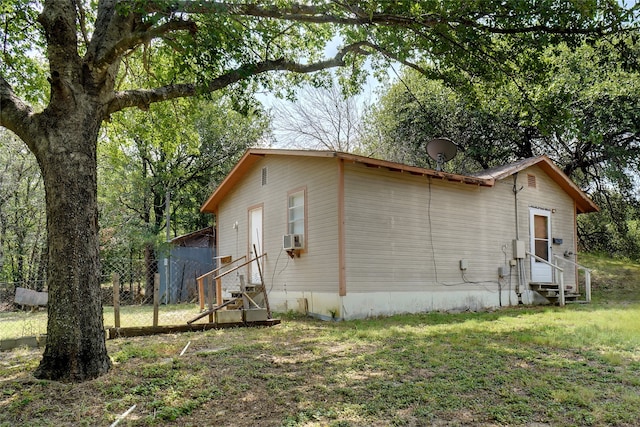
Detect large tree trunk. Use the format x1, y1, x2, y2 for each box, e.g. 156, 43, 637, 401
33, 107, 111, 381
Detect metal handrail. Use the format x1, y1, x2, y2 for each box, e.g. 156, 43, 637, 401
553, 255, 591, 303
552, 254, 590, 271
527, 251, 564, 271
526, 251, 565, 306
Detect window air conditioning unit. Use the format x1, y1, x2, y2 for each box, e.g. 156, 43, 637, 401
283, 234, 304, 251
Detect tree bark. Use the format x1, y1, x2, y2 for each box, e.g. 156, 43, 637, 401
32, 106, 111, 381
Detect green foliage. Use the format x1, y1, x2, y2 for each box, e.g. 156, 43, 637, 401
0, 0, 48, 105
98, 95, 269, 259
365, 36, 640, 175
0, 130, 46, 284
3, 0, 637, 112
578, 193, 640, 259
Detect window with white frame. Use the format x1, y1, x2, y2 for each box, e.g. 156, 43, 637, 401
288, 189, 305, 236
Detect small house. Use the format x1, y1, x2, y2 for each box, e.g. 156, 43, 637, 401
200, 149, 597, 320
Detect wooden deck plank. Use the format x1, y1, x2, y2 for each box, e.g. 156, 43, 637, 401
107, 319, 281, 339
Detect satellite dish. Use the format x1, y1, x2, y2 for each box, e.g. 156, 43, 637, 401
426, 138, 458, 171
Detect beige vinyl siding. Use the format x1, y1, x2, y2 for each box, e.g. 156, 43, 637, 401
216, 156, 340, 295
343, 162, 519, 293
342, 162, 579, 294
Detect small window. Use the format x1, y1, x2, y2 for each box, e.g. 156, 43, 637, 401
288, 189, 305, 235
261, 167, 268, 186
527, 174, 537, 188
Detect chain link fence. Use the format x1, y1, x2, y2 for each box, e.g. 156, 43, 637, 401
1, 256, 222, 346
0, 280, 48, 343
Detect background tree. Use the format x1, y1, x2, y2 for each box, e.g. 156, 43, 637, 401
99, 96, 269, 299
365, 37, 640, 171
577, 191, 640, 258
0, 0, 635, 382
271, 82, 367, 152
0, 130, 47, 288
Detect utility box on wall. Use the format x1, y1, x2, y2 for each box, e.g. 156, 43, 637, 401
513, 240, 526, 259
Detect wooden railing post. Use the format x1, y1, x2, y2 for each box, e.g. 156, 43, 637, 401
559, 271, 565, 306
187, 254, 267, 325
216, 276, 222, 309
153, 273, 160, 327
207, 275, 214, 323
197, 277, 205, 312
112, 272, 120, 328
553, 254, 592, 304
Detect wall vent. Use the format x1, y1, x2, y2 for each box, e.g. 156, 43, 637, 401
527, 173, 537, 188
261, 167, 268, 186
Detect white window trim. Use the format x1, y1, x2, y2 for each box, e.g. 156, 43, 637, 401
287, 187, 307, 242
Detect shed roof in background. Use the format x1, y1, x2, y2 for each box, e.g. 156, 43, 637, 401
170, 226, 214, 247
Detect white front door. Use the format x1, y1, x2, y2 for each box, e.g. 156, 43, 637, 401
248, 206, 263, 284
529, 208, 553, 283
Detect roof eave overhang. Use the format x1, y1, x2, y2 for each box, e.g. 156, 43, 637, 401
201, 150, 596, 215
533, 158, 599, 214
336, 152, 494, 187
200, 150, 265, 213
483, 155, 599, 214
200, 149, 496, 214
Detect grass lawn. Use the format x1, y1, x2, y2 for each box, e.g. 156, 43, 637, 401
1, 254, 639, 426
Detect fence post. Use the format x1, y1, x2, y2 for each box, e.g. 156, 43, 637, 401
153, 273, 160, 327
112, 273, 120, 328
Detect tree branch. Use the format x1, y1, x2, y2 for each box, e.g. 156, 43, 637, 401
0, 75, 35, 144
106, 42, 365, 116
73, 0, 90, 47
352, 41, 431, 76
456, 20, 612, 36
146, 1, 632, 34
38, 0, 82, 83
143, 1, 439, 27
93, 19, 196, 74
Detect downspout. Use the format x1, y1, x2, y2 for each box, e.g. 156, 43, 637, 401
513, 174, 520, 241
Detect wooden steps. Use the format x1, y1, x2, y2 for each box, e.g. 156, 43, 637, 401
189, 248, 272, 326
226, 284, 264, 310
529, 282, 582, 305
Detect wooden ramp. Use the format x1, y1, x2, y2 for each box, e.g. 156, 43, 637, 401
106, 319, 281, 339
